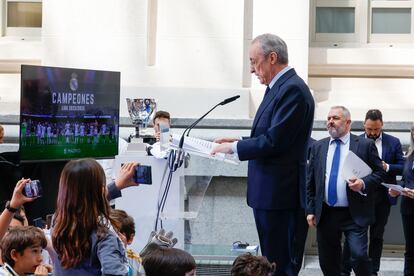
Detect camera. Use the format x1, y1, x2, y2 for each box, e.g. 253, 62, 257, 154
134, 165, 152, 185
23, 180, 43, 198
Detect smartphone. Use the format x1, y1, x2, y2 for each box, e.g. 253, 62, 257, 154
23, 180, 43, 198
46, 214, 53, 229
33, 217, 46, 229
134, 165, 152, 185
159, 123, 170, 151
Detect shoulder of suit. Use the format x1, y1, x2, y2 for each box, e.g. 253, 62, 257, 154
314, 137, 330, 146
382, 132, 400, 143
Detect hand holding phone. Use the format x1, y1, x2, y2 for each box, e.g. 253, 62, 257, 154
116, 162, 139, 190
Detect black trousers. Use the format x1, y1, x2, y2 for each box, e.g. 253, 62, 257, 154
402, 211, 414, 276
342, 194, 391, 275
317, 204, 371, 276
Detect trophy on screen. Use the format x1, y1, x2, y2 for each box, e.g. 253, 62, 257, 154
126, 98, 157, 141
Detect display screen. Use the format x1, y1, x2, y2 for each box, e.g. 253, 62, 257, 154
20, 65, 120, 162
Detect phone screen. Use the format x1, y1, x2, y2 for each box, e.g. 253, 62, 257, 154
23, 180, 43, 198
135, 165, 152, 185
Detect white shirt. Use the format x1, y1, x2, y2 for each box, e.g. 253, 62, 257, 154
325, 132, 350, 207
365, 133, 383, 159
365, 133, 389, 172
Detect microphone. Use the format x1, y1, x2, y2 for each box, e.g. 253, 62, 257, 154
219, 95, 240, 105
183, 95, 240, 139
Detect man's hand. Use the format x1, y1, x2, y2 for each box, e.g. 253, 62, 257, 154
348, 177, 364, 192
211, 143, 234, 155
115, 162, 139, 190
213, 137, 239, 144
382, 161, 389, 171
307, 214, 316, 227
34, 264, 52, 276
404, 188, 414, 199
155, 131, 161, 142
388, 188, 401, 197
10, 178, 36, 209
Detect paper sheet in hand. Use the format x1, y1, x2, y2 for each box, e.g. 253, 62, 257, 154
341, 151, 372, 180
381, 183, 405, 193
171, 134, 239, 165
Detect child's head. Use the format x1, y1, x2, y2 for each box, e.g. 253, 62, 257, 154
1, 226, 47, 273
110, 209, 136, 245
231, 253, 275, 276
142, 246, 196, 276
52, 158, 111, 268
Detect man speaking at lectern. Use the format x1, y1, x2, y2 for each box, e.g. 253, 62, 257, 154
212, 33, 314, 276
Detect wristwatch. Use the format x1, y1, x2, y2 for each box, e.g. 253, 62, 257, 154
5, 201, 19, 213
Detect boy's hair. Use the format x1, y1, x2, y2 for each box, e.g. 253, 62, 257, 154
1, 226, 47, 267
231, 253, 275, 276
142, 246, 196, 276
109, 209, 135, 242
153, 111, 170, 124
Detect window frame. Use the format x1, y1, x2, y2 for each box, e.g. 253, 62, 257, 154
310, 0, 414, 46
369, 0, 414, 43
310, 0, 365, 46
1, 0, 42, 38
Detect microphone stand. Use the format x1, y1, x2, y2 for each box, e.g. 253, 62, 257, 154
154, 94, 240, 231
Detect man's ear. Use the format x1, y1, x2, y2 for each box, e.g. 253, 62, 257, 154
269, 52, 278, 64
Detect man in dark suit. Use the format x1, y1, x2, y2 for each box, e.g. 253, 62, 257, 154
306, 106, 385, 276
212, 33, 315, 276
342, 109, 404, 276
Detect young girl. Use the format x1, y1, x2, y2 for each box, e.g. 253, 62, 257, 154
51, 158, 129, 275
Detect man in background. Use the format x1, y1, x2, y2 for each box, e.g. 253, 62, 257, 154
307, 106, 385, 276
342, 109, 404, 276
147, 111, 171, 158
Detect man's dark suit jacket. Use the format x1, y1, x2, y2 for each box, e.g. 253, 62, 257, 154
401, 154, 414, 216
237, 68, 315, 210
306, 134, 385, 227
360, 132, 404, 205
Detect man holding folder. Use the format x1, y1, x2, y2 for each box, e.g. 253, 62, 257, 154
306, 106, 385, 275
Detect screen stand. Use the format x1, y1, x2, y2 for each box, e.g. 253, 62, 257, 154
130, 136, 144, 144
126, 142, 147, 154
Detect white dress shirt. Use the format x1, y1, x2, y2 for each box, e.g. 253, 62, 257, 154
365, 133, 389, 172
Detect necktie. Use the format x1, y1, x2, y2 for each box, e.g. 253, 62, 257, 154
261, 86, 270, 101
328, 139, 341, 206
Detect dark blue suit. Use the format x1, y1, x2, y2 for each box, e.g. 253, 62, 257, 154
237, 68, 314, 276
342, 132, 404, 275
401, 154, 414, 275
307, 134, 385, 276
